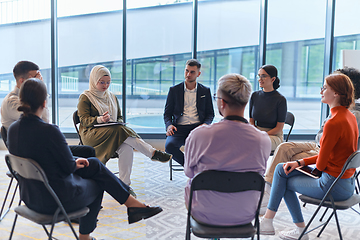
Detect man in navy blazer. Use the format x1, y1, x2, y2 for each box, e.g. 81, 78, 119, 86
164, 59, 214, 166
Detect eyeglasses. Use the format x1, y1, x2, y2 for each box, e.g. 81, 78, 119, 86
213, 94, 228, 103
98, 81, 111, 85
257, 74, 270, 80
320, 86, 327, 92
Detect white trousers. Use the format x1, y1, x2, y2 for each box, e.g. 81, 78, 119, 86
116, 137, 156, 185
264, 141, 319, 184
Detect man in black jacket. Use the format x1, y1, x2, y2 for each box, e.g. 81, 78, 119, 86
163, 59, 214, 166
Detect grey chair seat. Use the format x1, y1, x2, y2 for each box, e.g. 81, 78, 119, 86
190, 217, 256, 239
15, 205, 89, 225
299, 193, 360, 210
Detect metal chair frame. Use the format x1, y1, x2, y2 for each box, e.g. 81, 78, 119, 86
185, 170, 264, 240
5, 154, 89, 240
0, 126, 18, 221
298, 150, 360, 240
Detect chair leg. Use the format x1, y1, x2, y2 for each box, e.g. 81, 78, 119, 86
298, 204, 324, 239
0, 179, 18, 221
317, 211, 334, 237
333, 209, 343, 240
9, 213, 18, 240
169, 159, 173, 181
9, 199, 21, 240
319, 207, 329, 222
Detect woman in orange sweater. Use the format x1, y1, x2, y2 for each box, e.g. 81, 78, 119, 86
260, 73, 359, 240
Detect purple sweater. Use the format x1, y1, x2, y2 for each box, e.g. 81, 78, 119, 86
184, 119, 271, 225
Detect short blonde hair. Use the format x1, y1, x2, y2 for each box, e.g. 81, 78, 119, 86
217, 73, 252, 107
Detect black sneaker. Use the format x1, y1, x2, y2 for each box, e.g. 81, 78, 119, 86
151, 150, 172, 163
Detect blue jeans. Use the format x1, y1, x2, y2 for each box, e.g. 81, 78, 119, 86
268, 163, 355, 223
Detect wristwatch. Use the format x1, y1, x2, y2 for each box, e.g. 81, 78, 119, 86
296, 160, 301, 166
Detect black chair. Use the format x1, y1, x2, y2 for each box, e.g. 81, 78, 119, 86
185, 170, 265, 240
73, 110, 84, 145
169, 157, 183, 181
5, 154, 89, 240
298, 150, 360, 240
270, 111, 295, 155
284, 111, 295, 142
0, 126, 18, 221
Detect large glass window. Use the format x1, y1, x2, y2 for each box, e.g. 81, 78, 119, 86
267, 0, 327, 133
1, 0, 360, 137
0, 0, 51, 122
126, 2, 192, 133
333, 0, 360, 71
57, 1, 123, 132
198, 0, 261, 121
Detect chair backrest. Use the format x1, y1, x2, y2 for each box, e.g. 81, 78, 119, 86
5, 154, 65, 210
190, 170, 264, 193
1, 126, 8, 148
343, 150, 360, 171
72, 110, 83, 145
284, 111, 295, 142
186, 170, 264, 232
6, 154, 49, 184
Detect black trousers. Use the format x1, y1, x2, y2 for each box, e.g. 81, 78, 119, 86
62, 158, 130, 234
165, 123, 200, 166
69, 145, 96, 158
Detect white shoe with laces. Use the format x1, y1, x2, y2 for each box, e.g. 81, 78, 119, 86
259, 217, 275, 235
279, 228, 309, 240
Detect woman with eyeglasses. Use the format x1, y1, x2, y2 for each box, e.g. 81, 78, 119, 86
260, 73, 358, 240
77, 65, 172, 197
249, 65, 287, 152
7, 78, 163, 240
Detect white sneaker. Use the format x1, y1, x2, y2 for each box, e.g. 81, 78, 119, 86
259, 217, 275, 235
260, 182, 271, 215
279, 228, 309, 240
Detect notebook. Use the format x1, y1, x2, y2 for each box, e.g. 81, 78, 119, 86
93, 122, 127, 128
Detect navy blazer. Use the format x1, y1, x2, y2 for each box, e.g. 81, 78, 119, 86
163, 82, 214, 129
8, 114, 90, 213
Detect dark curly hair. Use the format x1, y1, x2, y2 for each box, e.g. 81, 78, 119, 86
335, 67, 360, 99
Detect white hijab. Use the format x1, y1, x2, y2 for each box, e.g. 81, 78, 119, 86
82, 65, 118, 121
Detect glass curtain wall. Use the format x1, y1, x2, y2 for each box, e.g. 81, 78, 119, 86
2, 0, 360, 136
57, 0, 123, 132
266, 0, 327, 133
197, 0, 261, 122
333, 0, 360, 71
0, 0, 52, 121
126, 2, 192, 133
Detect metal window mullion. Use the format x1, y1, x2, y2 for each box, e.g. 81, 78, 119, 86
51, 0, 58, 124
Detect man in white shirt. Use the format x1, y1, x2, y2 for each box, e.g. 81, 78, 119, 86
1, 61, 48, 130
1, 61, 95, 158
163, 59, 214, 166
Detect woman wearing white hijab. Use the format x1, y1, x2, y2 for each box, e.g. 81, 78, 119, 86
77, 65, 171, 193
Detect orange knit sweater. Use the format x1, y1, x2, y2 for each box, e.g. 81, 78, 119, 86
303, 106, 358, 178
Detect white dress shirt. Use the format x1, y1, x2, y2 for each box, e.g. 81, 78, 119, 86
177, 83, 200, 125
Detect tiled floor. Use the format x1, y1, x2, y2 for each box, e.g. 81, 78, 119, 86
0, 149, 360, 239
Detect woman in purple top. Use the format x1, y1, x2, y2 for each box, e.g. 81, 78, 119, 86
184, 73, 271, 226
249, 65, 287, 152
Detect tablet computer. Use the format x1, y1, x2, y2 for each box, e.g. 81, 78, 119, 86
295, 165, 322, 179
